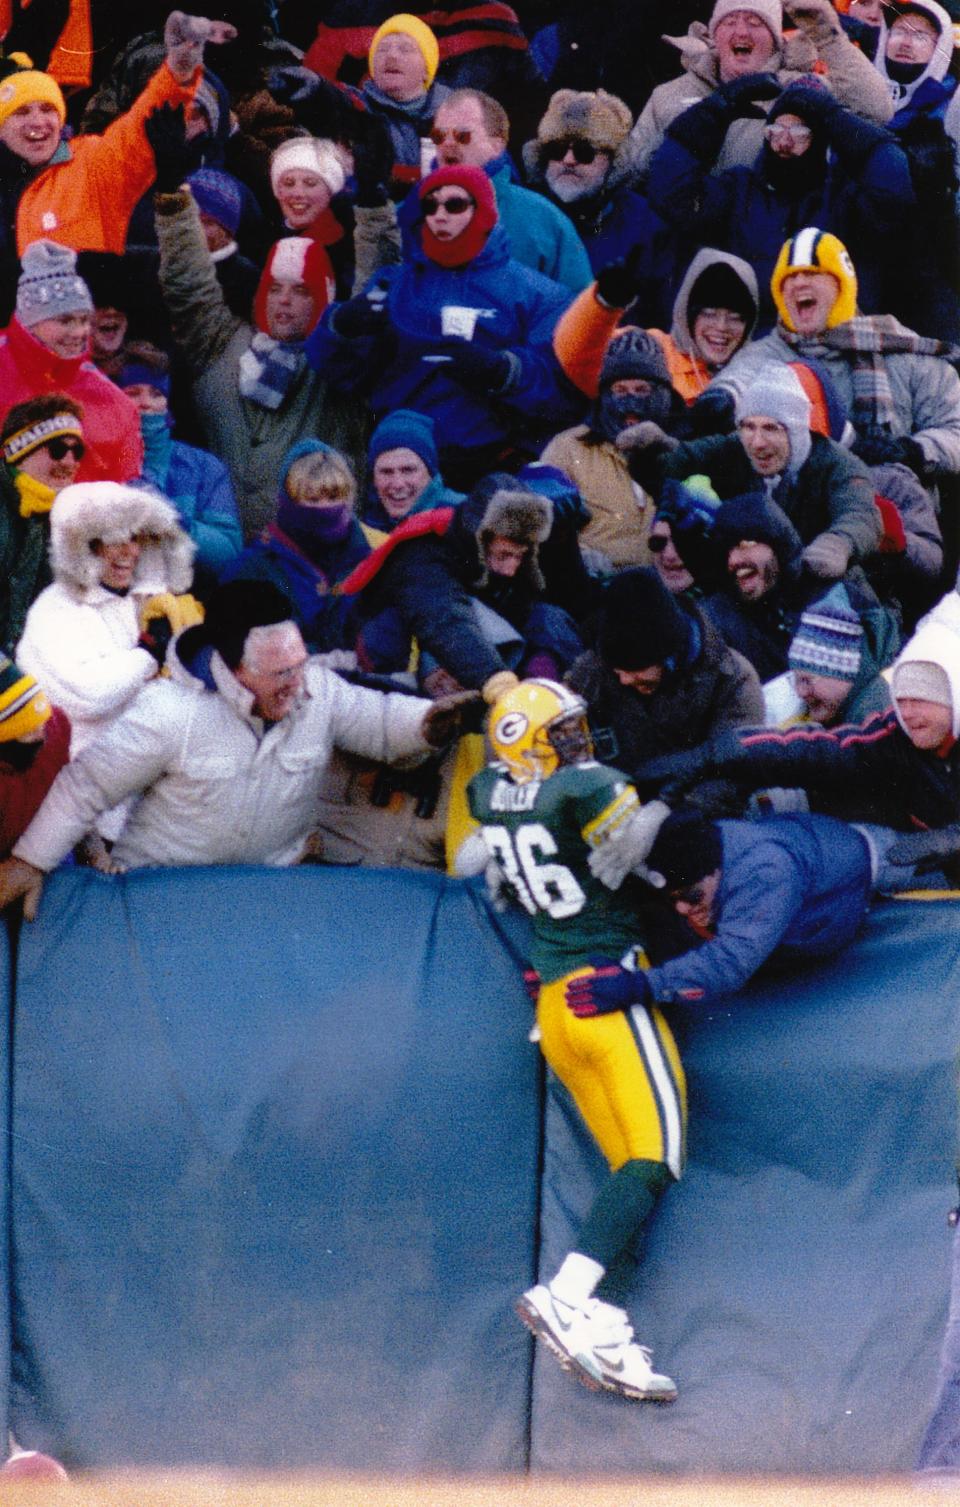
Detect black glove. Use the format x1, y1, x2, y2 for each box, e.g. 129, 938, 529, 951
350, 110, 394, 209
421, 689, 484, 747
685, 386, 737, 438
594, 245, 646, 311
332, 293, 388, 339
267, 65, 351, 139
145, 102, 194, 193
632, 731, 741, 799
887, 825, 960, 873
853, 428, 930, 480
434, 339, 517, 395
714, 71, 783, 117
138, 615, 174, 668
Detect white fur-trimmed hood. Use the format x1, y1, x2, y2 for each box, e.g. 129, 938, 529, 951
49, 481, 195, 597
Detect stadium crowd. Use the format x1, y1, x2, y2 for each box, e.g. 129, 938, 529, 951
0, 0, 958, 1435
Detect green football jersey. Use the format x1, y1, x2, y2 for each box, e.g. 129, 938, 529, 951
467, 759, 645, 982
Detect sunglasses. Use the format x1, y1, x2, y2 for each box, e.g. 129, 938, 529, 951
44, 437, 84, 461
422, 194, 475, 216
429, 127, 473, 146
647, 533, 670, 554
543, 138, 601, 165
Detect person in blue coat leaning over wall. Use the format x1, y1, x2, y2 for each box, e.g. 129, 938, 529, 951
306, 162, 581, 490
565, 808, 875, 1018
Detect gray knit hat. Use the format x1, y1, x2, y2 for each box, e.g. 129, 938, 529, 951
17, 240, 93, 329
600, 328, 672, 390
736, 366, 812, 475
709, 0, 783, 46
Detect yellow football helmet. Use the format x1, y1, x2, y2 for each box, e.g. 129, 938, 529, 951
487, 678, 593, 783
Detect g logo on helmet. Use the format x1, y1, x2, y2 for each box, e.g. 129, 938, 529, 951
494, 711, 529, 746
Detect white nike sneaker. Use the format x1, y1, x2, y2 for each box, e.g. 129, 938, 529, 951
515, 1283, 605, 1393
582, 1298, 677, 1402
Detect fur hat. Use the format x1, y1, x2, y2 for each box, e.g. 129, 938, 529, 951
789, 583, 864, 680
368, 409, 438, 475
16, 241, 93, 330
0, 654, 50, 742
49, 482, 194, 597
0, 64, 65, 132
369, 13, 440, 88
596, 567, 691, 671
535, 88, 633, 156
269, 137, 346, 200
600, 328, 673, 390
460, 473, 552, 592
772, 227, 858, 331
736, 366, 813, 475
709, 0, 783, 46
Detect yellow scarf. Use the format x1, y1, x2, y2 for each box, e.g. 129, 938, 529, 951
14, 472, 56, 519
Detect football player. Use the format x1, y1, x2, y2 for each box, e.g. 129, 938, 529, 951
464, 678, 680, 1403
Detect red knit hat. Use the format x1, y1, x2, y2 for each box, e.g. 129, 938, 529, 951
417, 164, 497, 267
253, 237, 336, 336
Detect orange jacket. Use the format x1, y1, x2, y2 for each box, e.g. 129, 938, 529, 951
552, 284, 713, 404
16, 60, 197, 255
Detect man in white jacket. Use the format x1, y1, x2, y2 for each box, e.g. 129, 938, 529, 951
0, 580, 474, 916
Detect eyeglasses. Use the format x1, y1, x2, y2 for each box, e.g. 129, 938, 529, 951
765, 121, 813, 144
44, 437, 84, 461
429, 127, 473, 146
695, 307, 747, 329
422, 194, 475, 216
542, 138, 601, 165
888, 17, 935, 38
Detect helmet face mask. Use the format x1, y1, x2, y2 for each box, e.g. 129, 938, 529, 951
488, 678, 593, 783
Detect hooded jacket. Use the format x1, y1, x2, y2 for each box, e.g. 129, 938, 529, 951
648, 246, 759, 401
16, 482, 194, 756
0, 317, 143, 485
307, 220, 579, 457
567, 597, 764, 815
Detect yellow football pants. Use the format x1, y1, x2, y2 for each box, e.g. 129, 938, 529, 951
537, 967, 687, 1180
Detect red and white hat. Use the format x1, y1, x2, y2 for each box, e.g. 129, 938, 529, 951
253, 237, 336, 335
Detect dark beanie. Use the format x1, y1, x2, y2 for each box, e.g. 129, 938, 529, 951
648, 810, 723, 891
597, 566, 690, 670
686, 262, 757, 327
600, 328, 672, 390
179, 580, 294, 669
368, 408, 438, 475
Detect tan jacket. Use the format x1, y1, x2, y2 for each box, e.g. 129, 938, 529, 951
541, 426, 654, 569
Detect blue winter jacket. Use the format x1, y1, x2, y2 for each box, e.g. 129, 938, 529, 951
159, 442, 244, 577
306, 222, 581, 455
646, 814, 873, 1006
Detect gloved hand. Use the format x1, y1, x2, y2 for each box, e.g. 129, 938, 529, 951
588, 799, 671, 890
565, 956, 652, 1018
714, 71, 783, 117
164, 10, 236, 82
657, 478, 720, 534
267, 64, 324, 107
145, 102, 194, 193
138, 614, 174, 668
802, 532, 852, 579
616, 420, 679, 455
887, 824, 960, 873
482, 669, 520, 705
333, 293, 388, 339
421, 688, 484, 747
633, 732, 737, 798
434, 339, 517, 395
594, 247, 647, 310
686, 386, 737, 438
854, 428, 930, 481
351, 110, 394, 208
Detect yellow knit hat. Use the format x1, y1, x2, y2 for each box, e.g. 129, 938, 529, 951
772, 227, 858, 332
0, 656, 50, 742
0, 68, 66, 132
369, 14, 439, 88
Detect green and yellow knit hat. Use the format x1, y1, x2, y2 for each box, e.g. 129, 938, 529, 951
369, 14, 439, 87
0, 65, 65, 132
772, 228, 858, 332
0, 656, 50, 741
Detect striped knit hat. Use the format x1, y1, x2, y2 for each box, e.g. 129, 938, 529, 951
788, 584, 864, 680
0, 656, 50, 741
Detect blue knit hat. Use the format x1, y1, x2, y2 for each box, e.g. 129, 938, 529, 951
368, 409, 438, 474
187, 167, 242, 237
788, 583, 864, 680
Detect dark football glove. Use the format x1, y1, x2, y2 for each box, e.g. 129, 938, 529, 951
565, 957, 652, 1018
145, 102, 194, 193
332, 294, 388, 339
